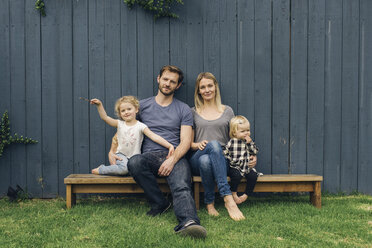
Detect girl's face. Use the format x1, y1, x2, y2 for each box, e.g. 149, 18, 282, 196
235, 122, 251, 140
198, 78, 216, 101
119, 102, 138, 122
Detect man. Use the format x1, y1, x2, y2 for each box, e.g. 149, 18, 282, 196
109, 65, 207, 238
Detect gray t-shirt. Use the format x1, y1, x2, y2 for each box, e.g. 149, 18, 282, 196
139, 97, 193, 153
192, 105, 234, 146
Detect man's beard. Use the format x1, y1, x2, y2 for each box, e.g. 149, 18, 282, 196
159, 86, 175, 96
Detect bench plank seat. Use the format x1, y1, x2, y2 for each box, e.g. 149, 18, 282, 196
64, 174, 323, 209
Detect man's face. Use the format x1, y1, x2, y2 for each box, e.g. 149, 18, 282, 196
157, 70, 181, 96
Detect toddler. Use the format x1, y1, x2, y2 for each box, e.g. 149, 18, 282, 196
90, 96, 174, 175
223, 115, 262, 204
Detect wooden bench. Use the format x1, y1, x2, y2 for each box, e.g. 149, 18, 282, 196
193, 174, 323, 209
64, 174, 323, 209
64, 174, 170, 209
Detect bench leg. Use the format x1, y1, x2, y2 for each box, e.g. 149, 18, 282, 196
310, 181, 321, 208
66, 184, 76, 209
194, 182, 200, 210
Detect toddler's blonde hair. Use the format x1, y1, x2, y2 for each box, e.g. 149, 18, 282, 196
229, 115, 250, 138
114, 95, 139, 120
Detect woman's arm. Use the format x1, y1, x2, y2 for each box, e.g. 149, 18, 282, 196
90, 99, 118, 128
190, 129, 208, 151
143, 127, 174, 157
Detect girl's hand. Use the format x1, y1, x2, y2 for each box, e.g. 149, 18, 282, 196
90, 98, 102, 105
166, 145, 175, 159
198, 140, 208, 151
245, 135, 252, 143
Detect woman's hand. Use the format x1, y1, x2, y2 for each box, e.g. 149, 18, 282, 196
197, 140, 208, 150
248, 155, 257, 168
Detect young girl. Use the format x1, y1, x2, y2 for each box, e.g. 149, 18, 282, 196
90, 96, 174, 175
223, 115, 263, 204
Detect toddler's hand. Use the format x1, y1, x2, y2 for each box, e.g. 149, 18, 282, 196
198, 140, 208, 151
166, 145, 175, 159
90, 98, 102, 105
245, 135, 252, 143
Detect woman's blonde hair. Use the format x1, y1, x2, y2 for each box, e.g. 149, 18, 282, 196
229, 115, 250, 138
114, 95, 139, 120
194, 72, 223, 113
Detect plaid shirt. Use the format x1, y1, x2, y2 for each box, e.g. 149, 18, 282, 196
223, 138, 259, 176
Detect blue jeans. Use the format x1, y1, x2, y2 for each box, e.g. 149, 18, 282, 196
127, 151, 200, 230
189, 140, 232, 204
98, 153, 129, 175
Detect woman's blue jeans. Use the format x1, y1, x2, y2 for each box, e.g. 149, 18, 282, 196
189, 140, 232, 204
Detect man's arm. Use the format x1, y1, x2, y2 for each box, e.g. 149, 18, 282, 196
158, 125, 192, 176
108, 133, 122, 165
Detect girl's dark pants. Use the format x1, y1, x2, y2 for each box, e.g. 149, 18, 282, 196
228, 168, 258, 195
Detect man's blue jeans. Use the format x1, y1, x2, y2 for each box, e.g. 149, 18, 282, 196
189, 140, 232, 204
127, 151, 200, 230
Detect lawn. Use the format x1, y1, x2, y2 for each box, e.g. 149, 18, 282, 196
0, 193, 371, 247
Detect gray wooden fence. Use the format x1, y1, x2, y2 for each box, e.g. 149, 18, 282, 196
0, 0, 371, 198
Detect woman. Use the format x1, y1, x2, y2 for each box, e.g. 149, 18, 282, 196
189, 72, 251, 221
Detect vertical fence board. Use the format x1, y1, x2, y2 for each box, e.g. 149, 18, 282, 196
290, 0, 308, 174
153, 18, 169, 95
121, 4, 138, 96
307, 0, 325, 176
220, 0, 238, 111
0, 0, 11, 196
340, 0, 359, 193
272, 0, 290, 174
25, 0, 42, 197
9, 0, 26, 189
254, 0, 272, 174
323, 0, 342, 192
237, 0, 255, 129
358, 0, 372, 194
137, 9, 154, 99
73, 0, 89, 174
185, 0, 203, 106
171, 4, 187, 102
104, 0, 121, 165
203, 0, 220, 77
41, 0, 59, 197
88, 0, 106, 171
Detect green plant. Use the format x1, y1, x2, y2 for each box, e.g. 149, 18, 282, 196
0, 110, 38, 157
35, 0, 46, 17
124, 0, 184, 19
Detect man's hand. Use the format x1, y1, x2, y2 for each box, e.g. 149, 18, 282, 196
108, 151, 122, 165
158, 157, 176, 177
248, 155, 257, 168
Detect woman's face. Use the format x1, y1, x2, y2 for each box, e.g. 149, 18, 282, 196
198, 78, 216, 101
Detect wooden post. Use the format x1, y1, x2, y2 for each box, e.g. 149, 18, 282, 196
66, 184, 72, 209
310, 181, 321, 208
194, 182, 200, 210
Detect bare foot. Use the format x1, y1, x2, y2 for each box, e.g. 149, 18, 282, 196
91, 168, 99, 175
238, 194, 248, 204
206, 203, 219, 216
232, 192, 243, 204
224, 195, 245, 221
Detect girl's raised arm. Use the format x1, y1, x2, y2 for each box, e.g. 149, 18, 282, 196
90, 99, 118, 128
143, 127, 174, 158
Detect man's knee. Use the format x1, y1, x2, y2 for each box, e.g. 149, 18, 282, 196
127, 154, 145, 175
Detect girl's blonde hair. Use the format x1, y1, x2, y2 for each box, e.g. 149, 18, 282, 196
229, 115, 250, 138
194, 72, 223, 113
114, 95, 139, 120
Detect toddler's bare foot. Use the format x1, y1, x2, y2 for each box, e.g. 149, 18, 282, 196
238, 194, 248, 203
224, 195, 245, 221
206, 203, 219, 216
91, 168, 99, 175
232, 192, 243, 204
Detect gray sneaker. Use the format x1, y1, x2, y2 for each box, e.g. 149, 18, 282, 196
175, 220, 207, 239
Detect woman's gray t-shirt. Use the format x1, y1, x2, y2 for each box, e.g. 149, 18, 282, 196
192, 105, 234, 146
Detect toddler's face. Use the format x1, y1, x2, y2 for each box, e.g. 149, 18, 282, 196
119, 102, 138, 122
235, 122, 251, 140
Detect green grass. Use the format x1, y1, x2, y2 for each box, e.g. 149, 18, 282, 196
1, 194, 371, 247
